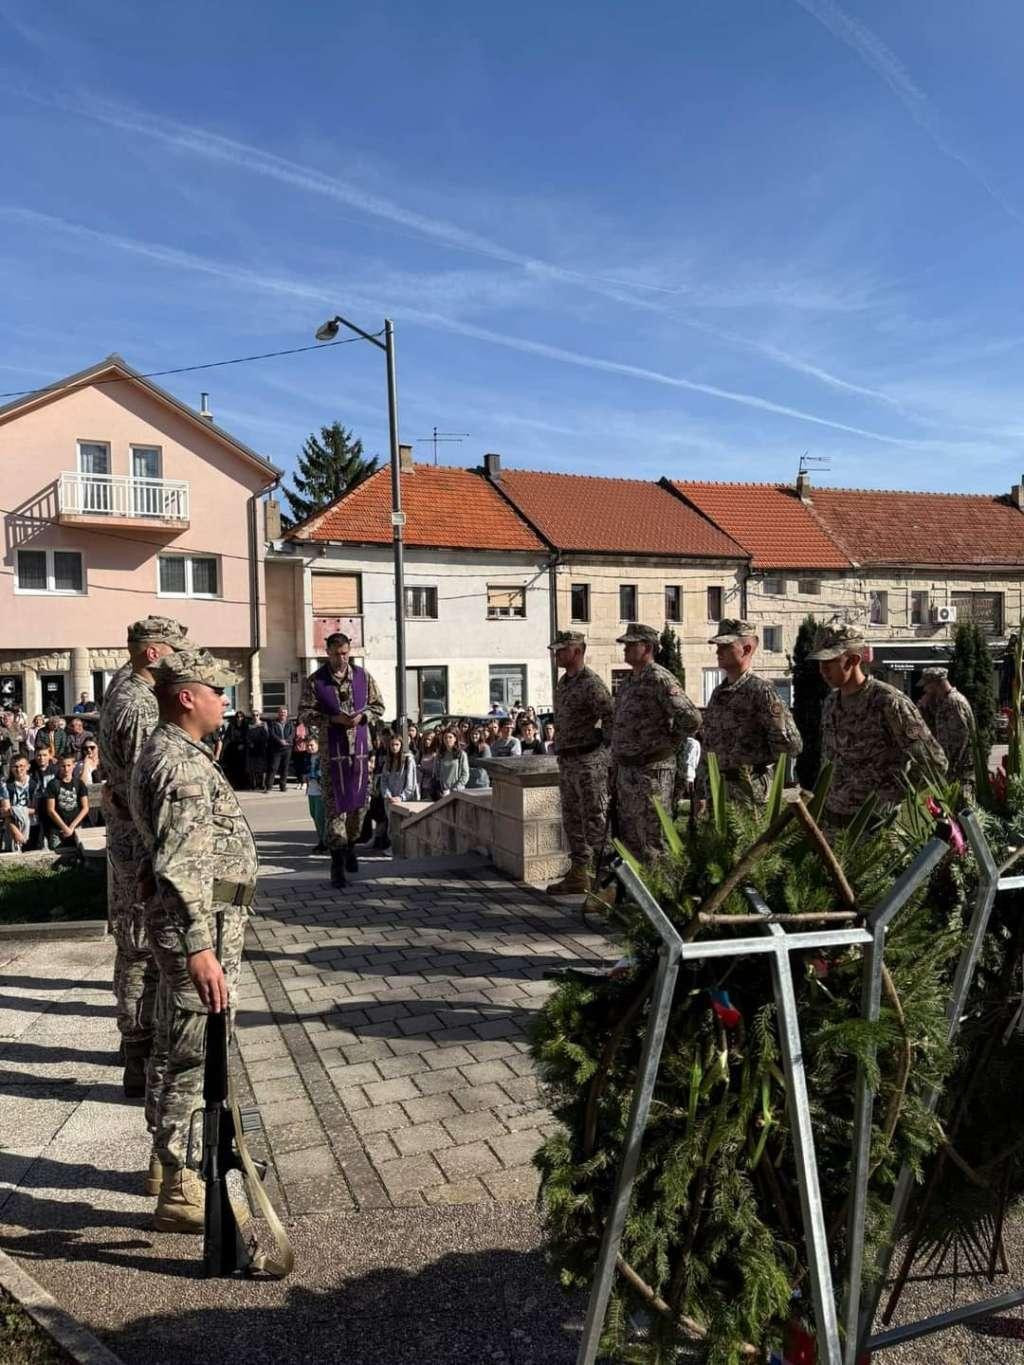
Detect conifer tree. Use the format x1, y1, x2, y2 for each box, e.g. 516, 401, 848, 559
656, 625, 686, 690
791, 615, 828, 788
282, 422, 378, 527
949, 621, 996, 751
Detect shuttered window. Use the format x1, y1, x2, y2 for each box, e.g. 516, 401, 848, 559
312, 574, 361, 615
487, 585, 526, 619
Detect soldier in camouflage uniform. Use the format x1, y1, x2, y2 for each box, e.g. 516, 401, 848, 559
810, 623, 948, 824
99, 616, 189, 1100
611, 623, 700, 862
920, 666, 976, 797
546, 630, 613, 896
130, 649, 258, 1233
298, 631, 384, 888
696, 619, 802, 808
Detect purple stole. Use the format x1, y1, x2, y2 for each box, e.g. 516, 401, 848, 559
312, 664, 370, 813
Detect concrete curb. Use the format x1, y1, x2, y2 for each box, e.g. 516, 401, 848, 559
0, 920, 109, 940
0, 1245, 125, 1365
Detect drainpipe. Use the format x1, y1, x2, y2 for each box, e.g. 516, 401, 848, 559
548, 553, 560, 702
248, 478, 280, 712
740, 558, 750, 618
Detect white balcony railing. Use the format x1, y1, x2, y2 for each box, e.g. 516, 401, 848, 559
59, 471, 190, 522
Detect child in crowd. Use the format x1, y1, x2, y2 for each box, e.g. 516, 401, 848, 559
543, 721, 556, 753
466, 729, 491, 790
44, 753, 89, 849
434, 728, 469, 796
30, 745, 57, 848
305, 738, 327, 854
0, 755, 34, 851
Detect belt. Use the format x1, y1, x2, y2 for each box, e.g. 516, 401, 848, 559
721, 764, 770, 780
557, 739, 604, 759
212, 878, 257, 907
616, 746, 677, 768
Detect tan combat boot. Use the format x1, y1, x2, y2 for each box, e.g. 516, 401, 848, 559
546, 865, 591, 896
143, 1147, 163, 1197
153, 1165, 205, 1234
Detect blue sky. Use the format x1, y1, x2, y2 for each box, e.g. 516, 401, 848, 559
2, 0, 1024, 493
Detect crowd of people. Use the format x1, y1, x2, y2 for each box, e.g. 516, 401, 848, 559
0, 705, 104, 850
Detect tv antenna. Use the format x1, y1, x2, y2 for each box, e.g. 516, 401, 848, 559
417, 427, 470, 466
797, 452, 831, 479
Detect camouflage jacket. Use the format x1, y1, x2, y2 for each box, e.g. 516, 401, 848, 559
553, 666, 614, 752
611, 661, 700, 764
99, 671, 159, 814
298, 665, 385, 744
696, 670, 802, 798
130, 723, 259, 956
931, 687, 975, 781
822, 677, 948, 817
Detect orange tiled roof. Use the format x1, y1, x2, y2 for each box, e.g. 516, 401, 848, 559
496, 469, 744, 558
672, 481, 851, 570
807, 487, 1024, 567
289, 464, 544, 552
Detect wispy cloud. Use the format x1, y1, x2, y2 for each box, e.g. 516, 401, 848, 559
0, 206, 926, 448
792, 0, 1024, 228
23, 89, 903, 407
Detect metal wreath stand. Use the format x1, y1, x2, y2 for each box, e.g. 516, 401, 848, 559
575, 804, 1024, 1365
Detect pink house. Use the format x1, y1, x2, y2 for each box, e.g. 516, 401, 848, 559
0, 354, 280, 715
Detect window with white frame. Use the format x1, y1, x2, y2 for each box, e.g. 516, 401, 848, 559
486, 585, 526, 619
706, 585, 724, 621
763, 625, 783, 652
910, 590, 929, 625
15, 548, 84, 594
762, 576, 786, 596
405, 585, 438, 619
702, 667, 725, 704
158, 554, 220, 597
869, 590, 889, 625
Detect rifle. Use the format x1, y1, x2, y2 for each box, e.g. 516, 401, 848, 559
188, 914, 294, 1279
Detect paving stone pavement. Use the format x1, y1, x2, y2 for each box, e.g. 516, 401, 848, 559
235, 791, 619, 1215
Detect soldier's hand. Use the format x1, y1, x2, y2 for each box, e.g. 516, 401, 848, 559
188, 949, 229, 1013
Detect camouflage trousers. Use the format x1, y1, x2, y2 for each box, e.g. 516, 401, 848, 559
324, 772, 370, 851
613, 761, 676, 863
558, 749, 610, 871
146, 900, 247, 1168
106, 815, 158, 1051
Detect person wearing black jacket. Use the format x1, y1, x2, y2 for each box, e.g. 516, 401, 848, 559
267, 706, 296, 792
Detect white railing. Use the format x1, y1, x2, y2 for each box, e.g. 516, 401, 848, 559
59, 471, 190, 521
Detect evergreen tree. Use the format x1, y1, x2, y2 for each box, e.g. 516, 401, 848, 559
656, 625, 686, 690
949, 621, 996, 751
281, 422, 378, 527
791, 615, 828, 788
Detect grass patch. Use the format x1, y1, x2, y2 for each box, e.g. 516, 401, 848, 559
0, 860, 106, 925
0, 1288, 70, 1364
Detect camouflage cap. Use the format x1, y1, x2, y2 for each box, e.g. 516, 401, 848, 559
709, 618, 757, 645
807, 623, 868, 661
921, 666, 949, 682
127, 615, 189, 647
548, 629, 586, 650
616, 622, 660, 645
151, 648, 240, 690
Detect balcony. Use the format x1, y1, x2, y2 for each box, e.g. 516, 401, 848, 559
57, 471, 190, 531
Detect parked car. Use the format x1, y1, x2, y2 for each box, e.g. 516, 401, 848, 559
418, 713, 493, 735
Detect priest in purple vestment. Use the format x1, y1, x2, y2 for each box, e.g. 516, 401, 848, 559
298, 632, 385, 888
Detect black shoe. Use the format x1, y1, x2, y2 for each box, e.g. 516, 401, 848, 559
344, 848, 359, 873
312, 842, 328, 854
330, 850, 347, 889
372, 833, 391, 851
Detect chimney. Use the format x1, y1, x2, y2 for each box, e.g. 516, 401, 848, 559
483, 452, 501, 480
796, 471, 812, 502
398, 443, 414, 472
199, 392, 213, 422
264, 497, 282, 542
1012, 476, 1024, 510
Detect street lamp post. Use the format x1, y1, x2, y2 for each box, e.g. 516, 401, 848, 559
314, 314, 407, 735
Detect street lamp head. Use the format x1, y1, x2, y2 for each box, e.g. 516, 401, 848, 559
315, 318, 340, 342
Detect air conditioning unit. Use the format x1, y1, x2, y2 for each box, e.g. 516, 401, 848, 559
932, 605, 956, 625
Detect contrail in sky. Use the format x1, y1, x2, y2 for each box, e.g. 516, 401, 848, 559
792, 0, 1024, 228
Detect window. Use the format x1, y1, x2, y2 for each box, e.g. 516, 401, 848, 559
664, 585, 682, 622
611, 669, 632, 696
762, 576, 786, 596
16, 548, 84, 594
407, 665, 448, 719
570, 582, 590, 622
77, 441, 111, 514
772, 679, 793, 706
868, 590, 889, 625
763, 626, 783, 653
707, 586, 723, 622
487, 585, 526, 619
490, 664, 527, 709
158, 554, 219, 597
797, 579, 820, 595
131, 445, 163, 515
910, 590, 929, 626
951, 591, 1004, 637
619, 584, 638, 620
702, 667, 725, 704
405, 585, 438, 619
312, 573, 361, 615
262, 680, 287, 710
